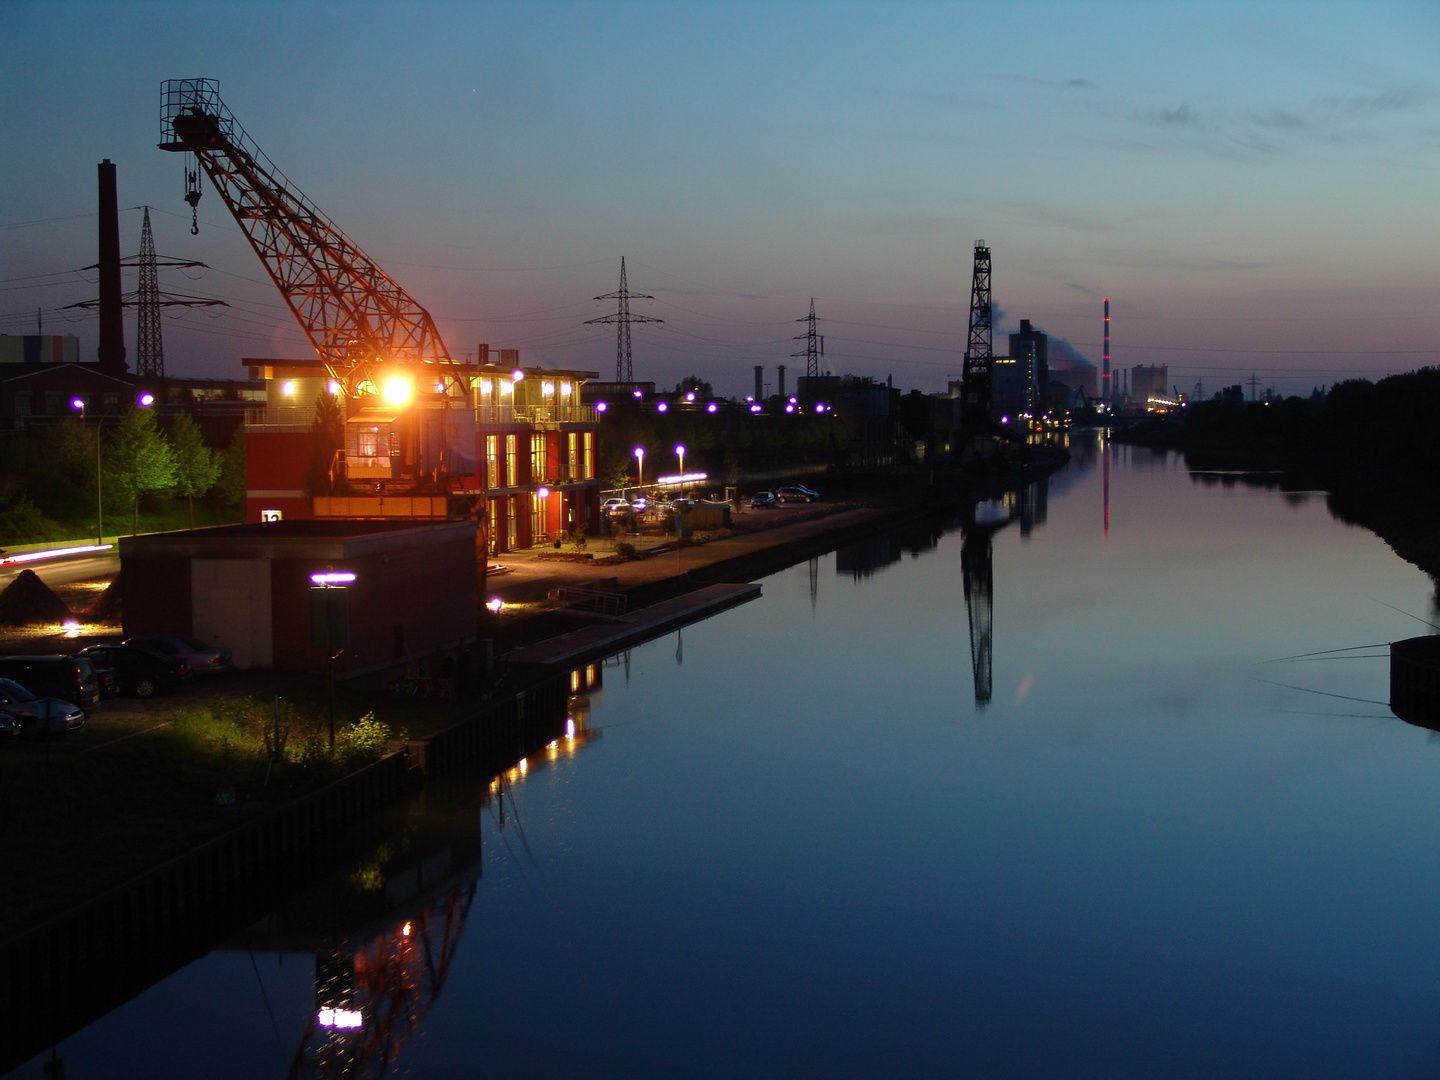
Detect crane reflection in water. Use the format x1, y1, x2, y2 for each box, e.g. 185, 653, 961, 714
270, 665, 604, 1080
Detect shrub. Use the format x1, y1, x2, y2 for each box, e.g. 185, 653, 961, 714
614, 540, 637, 559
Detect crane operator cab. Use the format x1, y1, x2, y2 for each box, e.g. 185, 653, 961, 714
343, 383, 476, 491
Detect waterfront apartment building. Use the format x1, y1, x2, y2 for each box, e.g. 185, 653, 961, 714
241, 356, 601, 555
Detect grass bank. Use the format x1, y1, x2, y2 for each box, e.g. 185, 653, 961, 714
0, 664, 551, 940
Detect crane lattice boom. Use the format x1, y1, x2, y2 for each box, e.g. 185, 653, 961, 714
158, 79, 452, 388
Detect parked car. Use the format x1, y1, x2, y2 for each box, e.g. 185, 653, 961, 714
123, 635, 233, 676
78, 645, 190, 698
793, 484, 820, 499
603, 498, 632, 518
0, 654, 101, 713
0, 678, 85, 736
90, 661, 121, 700
774, 486, 817, 503
749, 491, 776, 509
0, 711, 21, 740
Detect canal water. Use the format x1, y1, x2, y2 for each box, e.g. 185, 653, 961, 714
10, 436, 1440, 1079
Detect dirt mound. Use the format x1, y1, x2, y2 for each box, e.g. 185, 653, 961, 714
0, 568, 74, 626
82, 576, 121, 623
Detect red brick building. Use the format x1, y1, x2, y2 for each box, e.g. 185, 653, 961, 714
241, 356, 601, 555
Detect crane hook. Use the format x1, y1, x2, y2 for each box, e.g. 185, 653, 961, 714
190, 207, 199, 236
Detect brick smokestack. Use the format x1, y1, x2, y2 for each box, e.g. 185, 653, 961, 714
97, 159, 127, 376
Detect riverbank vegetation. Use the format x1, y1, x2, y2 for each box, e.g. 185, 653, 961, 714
1118, 369, 1440, 582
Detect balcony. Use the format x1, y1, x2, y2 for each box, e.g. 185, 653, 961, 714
477, 403, 598, 426
244, 405, 315, 427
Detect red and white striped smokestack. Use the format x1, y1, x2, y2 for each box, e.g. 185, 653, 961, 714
1102, 298, 1111, 403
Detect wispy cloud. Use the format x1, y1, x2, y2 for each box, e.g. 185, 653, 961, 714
992, 74, 1095, 91
1125, 86, 1440, 160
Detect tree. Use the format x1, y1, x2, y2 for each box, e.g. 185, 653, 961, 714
168, 414, 221, 529
216, 425, 247, 509
103, 406, 176, 535
674, 375, 713, 399
303, 392, 344, 503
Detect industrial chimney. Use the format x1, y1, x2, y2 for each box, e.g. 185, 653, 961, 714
96, 160, 127, 376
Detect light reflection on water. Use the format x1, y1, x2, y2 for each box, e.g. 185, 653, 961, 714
11, 435, 1440, 1080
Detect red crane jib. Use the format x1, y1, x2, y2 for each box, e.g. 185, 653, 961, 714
158, 78, 453, 389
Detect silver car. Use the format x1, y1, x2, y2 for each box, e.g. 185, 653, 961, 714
124, 635, 234, 676
0, 678, 85, 736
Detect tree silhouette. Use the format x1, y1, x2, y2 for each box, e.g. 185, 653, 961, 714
168, 414, 220, 529
104, 407, 176, 534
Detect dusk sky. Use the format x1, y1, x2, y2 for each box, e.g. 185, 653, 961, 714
3, 2, 1439, 397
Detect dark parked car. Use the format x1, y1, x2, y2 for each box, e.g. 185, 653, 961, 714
90, 661, 121, 700
774, 486, 817, 503
0, 654, 101, 713
0, 678, 85, 736
123, 635, 233, 676
0, 710, 21, 740
749, 491, 776, 508
78, 645, 190, 698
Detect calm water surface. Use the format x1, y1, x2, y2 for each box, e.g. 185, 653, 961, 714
12, 438, 1440, 1079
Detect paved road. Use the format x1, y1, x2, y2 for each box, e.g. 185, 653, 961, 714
0, 553, 119, 591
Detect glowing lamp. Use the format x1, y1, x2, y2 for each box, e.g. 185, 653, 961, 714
565, 717, 576, 739
310, 571, 356, 585
70, 398, 85, 411
537, 486, 550, 499
657, 401, 668, 413
383, 377, 413, 405
815, 402, 826, 414
685, 391, 696, 402
62, 620, 80, 638
632, 388, 642, 399
487, 597, 504, 613
280, 380, 296, 397
434, 381, 445, 393
317, 1009, 363, 1029
674, 444, 686, 456
596, 401, 608, 413
560, 382, 572, 396
541, 382, 555, 397
785, 403, 795, 414
1000, 415, 1010, 424
326, 380, 342, 395
511, 369, 525, 383
138, 393, 154, 407
750, 403, 761, 413
499, 379, 513, 395
479, 378, 493, 394
706, 402, 718, 413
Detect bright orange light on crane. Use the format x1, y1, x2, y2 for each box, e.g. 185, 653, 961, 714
383, 377, 413, 405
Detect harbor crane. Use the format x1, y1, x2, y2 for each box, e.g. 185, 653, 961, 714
157, 78, 455, 395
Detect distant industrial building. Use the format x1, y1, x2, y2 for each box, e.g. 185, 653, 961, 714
1130, 365, 1170, 406
992, 320, 1050, 419
796, 374, 897, 466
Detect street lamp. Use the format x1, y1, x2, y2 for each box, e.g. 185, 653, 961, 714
487, 596, 504, 653
309, 570, 355, 748
633, 446, 645, 489
674, 444, 686, 492
71, 398, 102, 544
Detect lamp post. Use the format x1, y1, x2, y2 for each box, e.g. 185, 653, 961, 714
633, 446, 644, 493
310, 570, 354, 748
487, 596, 504, 654
71, 398, 102, 545
674, 444, 686, 494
